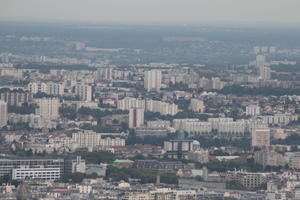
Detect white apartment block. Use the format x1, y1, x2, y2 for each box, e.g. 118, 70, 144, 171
95, 67, 113, 81
117, 97, 145, 110
0, 100, 7, 128
246, 105, 260, 116
46, 82, 64, 95
72, 131, 125, 150
117, 98, 178, 116
208, 118, 234, 130
144, 69, 162, 92
172, 118, 267, 137
216, 120, 247, 136
12, 166, 61, 180
28, 82, 64, 95
260, 66, 271, 80
173, 119, 212, 135
147, 120, 171, 128
262, 114, 298, 126
35, 98, 60, 120
146, 99, 178, 116
75, 84, 92, 101
28, 82, 47, 94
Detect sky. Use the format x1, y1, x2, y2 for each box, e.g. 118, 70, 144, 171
1, 0, 300, 24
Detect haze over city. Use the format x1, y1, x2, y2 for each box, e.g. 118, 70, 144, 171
1, 1, 300, 200
1, 0, 300, 24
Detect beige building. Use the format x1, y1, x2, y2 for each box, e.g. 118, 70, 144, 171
290, 155, 300, 169
0, 100, 7, 128
75, 84, 92, 101
251, 128, 270, 148
254, 150, 286, 167
35, 98, 60, 120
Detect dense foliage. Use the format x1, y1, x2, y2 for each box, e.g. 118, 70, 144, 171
78, 107, 127, 119
106, 166, 178, 184
220, 85, 300, 96
59, 107, 77, 120
273, 134, 300, 146
8, 103, 36, 114
197, 158, 264, 172
192, 136, 251, 150
75, 149, 116, 164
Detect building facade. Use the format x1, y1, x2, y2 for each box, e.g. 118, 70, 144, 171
144, 69, 162, 92
35, 98, 60, 120
129, 108, 144, 128
0, 100, 7, 128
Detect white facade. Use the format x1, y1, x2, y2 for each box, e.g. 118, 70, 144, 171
12, 166, 61, 180
46, 82, 64, 95
246, 105, 260, 116
117, 98, 178, 116
216, 120, 247, 135
72, 131, 125, 150
117, 97, 145, 110
146, 99, 178, 116
208, 118, 234, 130
96, 67, 113, 81
173, 119, 212, 134
35, 98, 60, 120
71, 156, 86, 173
147, 120, 171, 128
129, 108, 144, 128
75, 84, 92, 101
0, 100, 7, 128
28, 82, 47, 94
260, 66, 271, 80
144, 69, 161, 92
262, 114, 298, 126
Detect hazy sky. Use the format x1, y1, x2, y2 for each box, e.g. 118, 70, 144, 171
1, 0, 300, 24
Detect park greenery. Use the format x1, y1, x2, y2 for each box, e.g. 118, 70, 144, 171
60, 172, 98, 183
78, 107, 128, 119
74, 149, 116, 164
197, 158, 264, 173
219, 85, 300, 96
106, 165, 179, 184
59, 107, 77, 120
192, 136, 251, 150
226, 180, 267, 191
